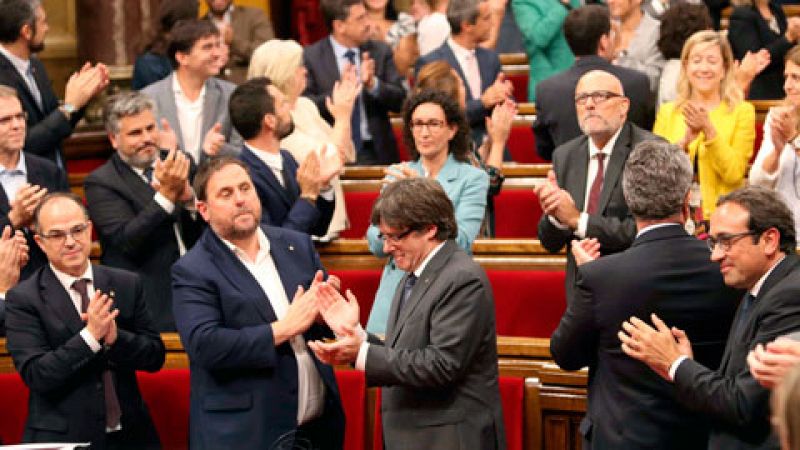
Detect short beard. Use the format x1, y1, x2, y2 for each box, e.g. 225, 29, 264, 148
118, 146, 158, 170
277, 118, 295, 140
28, 40, 44, 53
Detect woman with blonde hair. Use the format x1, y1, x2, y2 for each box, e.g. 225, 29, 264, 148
248, 39, 358, 240
653, 30, 755, 222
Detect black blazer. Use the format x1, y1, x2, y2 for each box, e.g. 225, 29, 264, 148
674, 255, 800, 449
5, 264, 165, 449
537, 122, 659, 302
302, 37, 406, 164
83, 152, 203, 332
533, 56, 654, 161
728, 2, 792, 100
551, 225, 739, 449
0, 53, 82, 177
239, 146, 334, 237
0, 153, 68, 281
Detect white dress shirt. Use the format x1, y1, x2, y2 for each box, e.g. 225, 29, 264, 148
447, 38, 482, 100
0, 151, 27, 204
50, 263, 103, 353
172, 75, 206, 163
329, 36, 379, 142
244, 143, 334, 200
221, 229, 325, 424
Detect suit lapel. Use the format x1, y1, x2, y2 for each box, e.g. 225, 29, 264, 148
264, 227, 308, 304
242, 147, 293, 207
0, 54, 43, 116
202, 79, 220, 142
111, 153, 158, 208
160, 74, 184, 151
39, 266, 85, 336
563, 138, 590, 210
597, 123, 633, 212
440, 45, 473, 102
280, 151, 301, 201
321, 39, 341, 90
389, 241, 457, 346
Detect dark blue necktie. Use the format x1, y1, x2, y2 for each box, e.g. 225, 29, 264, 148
396, 273, 417, 320
143, 166, 154, 183
734, 293, 755, 338
343, 49, 363, 154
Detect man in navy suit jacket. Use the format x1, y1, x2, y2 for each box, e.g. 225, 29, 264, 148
172, 157, 345, 450
416, 0, 512, 147
230, 77, 337, 237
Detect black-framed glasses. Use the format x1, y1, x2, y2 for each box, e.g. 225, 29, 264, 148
706, 231, 758, 252
574, 91, 623, 106
39, 222, 90, 244
0, 111, 27, 126
410, 119, 446, 132
377, 228, 415, 244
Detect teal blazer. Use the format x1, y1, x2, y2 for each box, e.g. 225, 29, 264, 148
365, 154, 489, 333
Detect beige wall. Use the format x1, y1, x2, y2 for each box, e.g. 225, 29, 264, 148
40, 0, 78, 97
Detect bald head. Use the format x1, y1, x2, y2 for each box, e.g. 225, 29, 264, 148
574, 70, 629, 147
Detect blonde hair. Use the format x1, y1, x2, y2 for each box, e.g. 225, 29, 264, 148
675, 30, 742, 111
773, 362, 800, 450
415, 61, 461, 100
247, 39, 304, 95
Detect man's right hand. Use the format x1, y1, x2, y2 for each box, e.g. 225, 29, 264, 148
83, 290, 119, 343
0, 226, 24, 292
272, 284, 320, 345
64, 62, 109, 109
154, 147, 190, 203
8, 184, 47, 228
297, 152, 322, 201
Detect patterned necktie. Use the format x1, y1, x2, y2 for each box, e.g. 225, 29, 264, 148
143, 166, 154, 184
395, 273, 417, 321
343, 49, 363, 153
463, 52, 482, 100
71, 278, 122, 429
586, 152, 606, 214
733, 292, 756, 339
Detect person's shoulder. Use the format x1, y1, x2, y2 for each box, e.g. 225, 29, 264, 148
304, 37, 330, 56
264, 225, 312, 247
553, 134, 588, 160
141, 74, 171, 95
211, 77, 237, 94
95, 264, 140, 286
84, 156, 117, 182
628, 122, 661, 143
610, 65, 650, 89
729, 4, 759, 20
24, 152, 59, 172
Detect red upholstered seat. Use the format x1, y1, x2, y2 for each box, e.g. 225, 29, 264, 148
493, 189, 542, 238
506, 73, 528, 103
0, 373, 28, 444
66, 159, 106, 176
328, 269, 382, 327
752, 120, 764, 164
341, 191, 380, 239
508, 125, 547, 163
487, 269, 566, 337
392, 126, 411, 162
137, 369, 190, 449
334, 370, 366, 450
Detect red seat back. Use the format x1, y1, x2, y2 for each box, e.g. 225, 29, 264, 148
341, 191, 380, 239
0, 373, 28, 444
506, 73, 528, 103
493, 189, 542, 238
508, 125, 546, 163
499, 376, 524, 450
334, 370, 367, 450
137, 369, 191, 449
487, 269, 566, 337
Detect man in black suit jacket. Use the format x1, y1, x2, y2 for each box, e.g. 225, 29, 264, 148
5, 192, 165, 449
534, 5, 653, 161
0, 84, 67, 281
229, 78, 337, 237
415, 0, 513, 147
0, 0, 108, 175
621, 186, 800, 450
303, 0, 406, 164
536, 70, 658, 303
84, 91, 202, 332
551, 141, 739, 449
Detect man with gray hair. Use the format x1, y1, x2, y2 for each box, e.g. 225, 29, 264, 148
415, 0, 512, 147
550, 141, 739, 449
84, 91, 202, 331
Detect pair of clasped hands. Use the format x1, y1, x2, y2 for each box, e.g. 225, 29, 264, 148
277, 271, 363, 365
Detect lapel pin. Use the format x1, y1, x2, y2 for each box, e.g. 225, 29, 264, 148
109, 290, 116, 298
288, 245, 294, 251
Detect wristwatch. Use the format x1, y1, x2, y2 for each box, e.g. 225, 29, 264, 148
59, 103, 77, 120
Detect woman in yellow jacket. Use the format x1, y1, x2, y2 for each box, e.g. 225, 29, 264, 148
653, 30, 755, 220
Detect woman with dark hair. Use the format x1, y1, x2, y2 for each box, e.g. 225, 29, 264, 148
132, 0, 198, 90
656, 2, 713, 105
364, 90, 489, 333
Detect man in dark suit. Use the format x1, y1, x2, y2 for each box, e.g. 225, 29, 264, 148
534, 5, 653, 161
308, 178, 506, 450
0, 0, 108, 176
172, 157, 344, 449
142, 19, 242, 165
551, 141, 739, 449
536, 69, 658, 303
0, 84, 67, 280
416, 0, 512, 147
5, 192, 165, 449
229, 78, 338, 237
621, 186, 800, 450
303, 0, 406, 164
84, 91, 202, 332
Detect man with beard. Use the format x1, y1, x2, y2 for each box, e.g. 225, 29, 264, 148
0, 84, 65, 281
0, 0, 108, 180
172, 156, 345, 449
84, 92, 203, 332
230, 77, 340, 236
536, 69, 659, 303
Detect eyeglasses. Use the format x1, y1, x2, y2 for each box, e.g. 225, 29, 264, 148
377, 228, 415, 244
0, 112, 27, 126
574, 91, 624, 106
39, 222, 90, 244
410, 119, 446, 132
706, 231, 758, 252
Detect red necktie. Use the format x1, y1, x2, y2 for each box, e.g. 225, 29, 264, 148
586, 153, 606, 215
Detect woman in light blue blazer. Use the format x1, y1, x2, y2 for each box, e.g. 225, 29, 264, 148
365, 90, 489, 333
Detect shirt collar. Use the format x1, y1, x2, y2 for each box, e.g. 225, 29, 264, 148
413, 241, 446, 278
0, 45, 30, 76
245, 143, 283, 172
220, 227, 271, 263
0, 152, 26, 175
50, 262, 94, 293
751, 255, 787, 297
329, 36, 358, 59
587, 125, 624, 159
172, 74, 206, 101
447, 37, 475, 59
635, 222, 682, 238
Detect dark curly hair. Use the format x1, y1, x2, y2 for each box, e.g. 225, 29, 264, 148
402, 89, 471, 163
657, 3, 713, 60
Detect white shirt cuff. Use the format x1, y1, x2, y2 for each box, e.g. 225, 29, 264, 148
355, 341, 369, 371
668, 355, 688, 381
320, 186, 335, 201
367, 77, 380, 96
575, 212, 589, 239
80, 327, 103, 353
153, 192, 175, 213
548, 215, 570, 230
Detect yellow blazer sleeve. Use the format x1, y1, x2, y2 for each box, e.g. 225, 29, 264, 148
653, 102, 684, 143
702, 102, 755, 185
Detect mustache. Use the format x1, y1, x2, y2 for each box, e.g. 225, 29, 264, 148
135, 141, 158, 152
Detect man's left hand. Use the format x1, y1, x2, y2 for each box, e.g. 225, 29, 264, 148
308, 328, 363, 365
361, 51, 376, 90
619, 314, 693, 381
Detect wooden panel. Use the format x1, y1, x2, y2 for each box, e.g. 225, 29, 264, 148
40, 0, 79, 97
